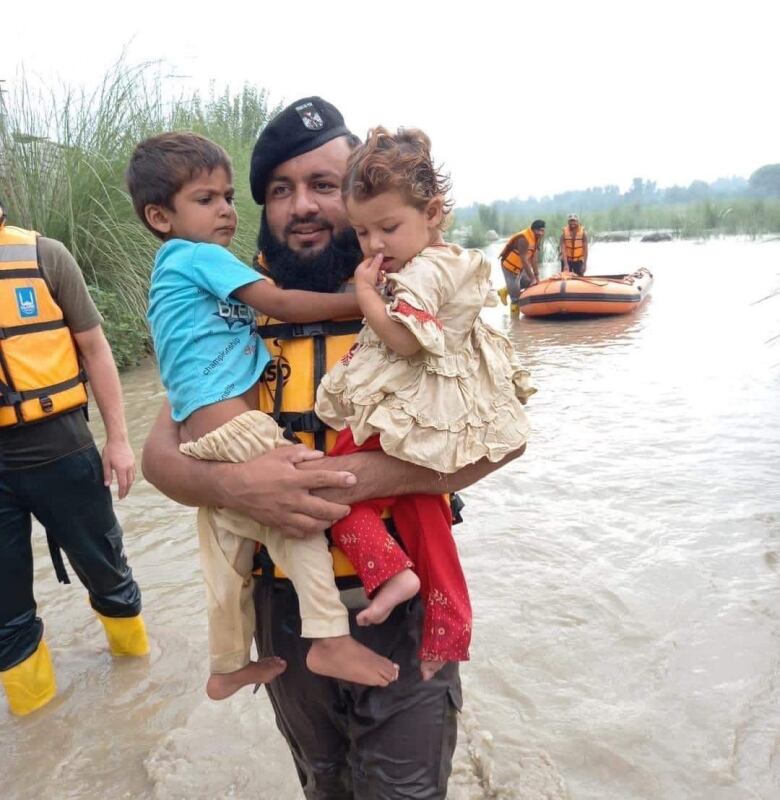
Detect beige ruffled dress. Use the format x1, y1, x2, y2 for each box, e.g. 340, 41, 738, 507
315, 243, 535, 474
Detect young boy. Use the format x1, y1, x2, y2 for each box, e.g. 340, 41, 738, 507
126, 132, 398, 699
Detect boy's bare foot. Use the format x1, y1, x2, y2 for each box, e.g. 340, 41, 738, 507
356, 569, 420, 627
306, 636, 399, 686
420, 660, 446, 681
206, 656, 287, 700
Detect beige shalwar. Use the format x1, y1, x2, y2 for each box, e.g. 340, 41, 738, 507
180, 410, 349, 674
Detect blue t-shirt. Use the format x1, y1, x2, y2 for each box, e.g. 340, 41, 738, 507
147, 239, 271, 422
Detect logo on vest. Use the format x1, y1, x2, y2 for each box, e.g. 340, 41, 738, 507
15, 287, 38, 318
263, 356, 291, 386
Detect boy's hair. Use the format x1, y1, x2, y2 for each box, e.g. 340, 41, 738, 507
126, 132, 233, 239
343, 127, 453, 229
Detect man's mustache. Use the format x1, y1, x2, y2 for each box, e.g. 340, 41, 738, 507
284, 216, 334, 238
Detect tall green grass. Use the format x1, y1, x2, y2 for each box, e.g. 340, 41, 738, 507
0, 61, 276, 367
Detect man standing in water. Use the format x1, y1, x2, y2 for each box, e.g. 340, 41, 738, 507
497, 219, 546, 313
560, 214, 588, 275
0, 201, 148, 717
142, 97, 523, 797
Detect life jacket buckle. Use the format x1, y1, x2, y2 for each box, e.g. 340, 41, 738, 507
292, 322, 326, 338
39, 395, 54, 413
0, 385, 22, 406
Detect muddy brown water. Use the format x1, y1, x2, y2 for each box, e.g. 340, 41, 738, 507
1, 237, 778, 799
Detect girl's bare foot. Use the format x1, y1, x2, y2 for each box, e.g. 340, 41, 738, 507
206, 656, 287, 700
420, 659, 446, 681
356, 569, 420, 627
306, 636, 399, 686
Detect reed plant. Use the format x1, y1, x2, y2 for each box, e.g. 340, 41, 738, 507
0, 61, 276, 367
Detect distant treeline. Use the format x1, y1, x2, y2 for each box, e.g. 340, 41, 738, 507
455, 166, 780, 246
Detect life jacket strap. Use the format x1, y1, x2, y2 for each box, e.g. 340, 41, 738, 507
0, 377, 22, 406
0, 372, 87, 407
260, 319, 363, 341
0, 318, 67, 340
0, 268, 40, 280
277, 410, 327, 433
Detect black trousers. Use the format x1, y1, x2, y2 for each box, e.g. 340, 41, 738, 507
561, 259, 585, 275
0, 444, 142, 670
255, 578, 461, 799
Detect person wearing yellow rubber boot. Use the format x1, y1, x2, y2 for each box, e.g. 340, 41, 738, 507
498, 219, 545, 315
0, 200, 148, 716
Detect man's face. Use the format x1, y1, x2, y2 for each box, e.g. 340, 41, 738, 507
534, 227, 545, 239
568, 219, 579, 232
264, 137, 352, 256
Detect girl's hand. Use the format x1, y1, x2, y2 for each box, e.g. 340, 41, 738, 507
354, 254, 384, 291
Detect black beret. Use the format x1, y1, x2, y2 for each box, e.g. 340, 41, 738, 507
249, 97, 351, 205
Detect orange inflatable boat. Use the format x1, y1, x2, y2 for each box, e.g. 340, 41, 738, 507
517, 268, 653, 317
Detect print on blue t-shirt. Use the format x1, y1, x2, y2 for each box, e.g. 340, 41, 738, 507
147, 239, 272, 422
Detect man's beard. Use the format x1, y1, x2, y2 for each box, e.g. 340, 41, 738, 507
258, 212, 363, 293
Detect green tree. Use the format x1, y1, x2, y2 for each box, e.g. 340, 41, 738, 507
476, 203, 498, 233
749, 164, 780, 197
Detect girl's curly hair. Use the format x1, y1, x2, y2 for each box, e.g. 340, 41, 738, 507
343, 127, 453, 229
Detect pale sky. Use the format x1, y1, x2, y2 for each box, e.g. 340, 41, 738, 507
2, 0, 776, 206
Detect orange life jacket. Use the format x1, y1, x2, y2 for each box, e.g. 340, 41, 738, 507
254, 258, 365, 579
501, 228, 538, 274
562, 224, 586, 261
0, 223, 88, 427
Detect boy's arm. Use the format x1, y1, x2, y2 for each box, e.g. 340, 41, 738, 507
234, 280, 361, 323
72, 324, 135, 499
141, 400, 357, 537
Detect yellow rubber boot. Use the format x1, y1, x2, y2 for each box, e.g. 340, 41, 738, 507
98, 613, 150, 657
1, 640, 57, 716
497, 286, 508, 305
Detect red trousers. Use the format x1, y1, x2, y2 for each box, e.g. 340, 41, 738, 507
329, 429, 472, 662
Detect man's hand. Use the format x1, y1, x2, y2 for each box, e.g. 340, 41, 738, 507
102, 438, 136, 499
142, 401, 356, 535
226, 445, 355, 538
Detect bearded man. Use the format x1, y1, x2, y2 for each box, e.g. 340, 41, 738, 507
142, 97, 522, 799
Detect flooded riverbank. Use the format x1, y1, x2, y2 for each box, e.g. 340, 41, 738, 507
2, 237, 779, 799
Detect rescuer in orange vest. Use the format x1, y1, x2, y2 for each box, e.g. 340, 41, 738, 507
560, 213, 588, 275
497, 219, 546, 314
0, 200, 148, 717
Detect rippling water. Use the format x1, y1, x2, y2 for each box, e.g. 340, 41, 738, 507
2, 238, 779, 799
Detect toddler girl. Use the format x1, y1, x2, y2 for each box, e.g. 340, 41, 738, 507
315, 127, 535, 679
